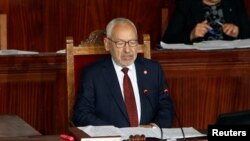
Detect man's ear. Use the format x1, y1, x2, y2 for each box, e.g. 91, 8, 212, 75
104, 38, 110, 51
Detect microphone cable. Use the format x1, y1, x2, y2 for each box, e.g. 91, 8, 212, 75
172, 102, 186, 140
143, 88, 164, 141
163, 86, 186, 140
143, 87, 186, 140
158, 123, 163, 141
153, 121, 164, 141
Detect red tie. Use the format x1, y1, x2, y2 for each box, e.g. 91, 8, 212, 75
122, 67, 138, 127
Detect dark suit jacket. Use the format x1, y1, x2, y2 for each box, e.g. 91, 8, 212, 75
72, 56, 174, 128
162, 0, 250, 44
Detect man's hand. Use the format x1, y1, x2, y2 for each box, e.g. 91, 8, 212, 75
140, 123, 158, 128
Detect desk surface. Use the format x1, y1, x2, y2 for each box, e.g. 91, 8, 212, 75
0, 135, 62, 141
0, 115, 41, 137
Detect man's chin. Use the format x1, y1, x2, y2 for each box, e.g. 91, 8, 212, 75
121, 61, 133, 67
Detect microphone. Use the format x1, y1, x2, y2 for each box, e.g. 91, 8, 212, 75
143, 87, 186, 140
164, 88, 186, 141
162, 87, 186, 140
143, 88, 164, 141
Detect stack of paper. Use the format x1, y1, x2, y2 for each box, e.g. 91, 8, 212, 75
0, 49, 39, 55
160, 42, 196, 50
78, 126, 206, 140
160, 38, 250, 50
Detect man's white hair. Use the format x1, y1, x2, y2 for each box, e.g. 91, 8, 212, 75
105, 18, 137, 38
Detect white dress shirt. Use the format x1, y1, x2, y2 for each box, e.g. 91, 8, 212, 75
112, 59, 141, 123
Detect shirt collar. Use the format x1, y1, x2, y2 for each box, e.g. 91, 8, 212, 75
111, 58, 135, 72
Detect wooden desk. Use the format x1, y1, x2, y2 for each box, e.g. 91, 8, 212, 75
0, 53, 67, 135
0, 115, 41, 137
152, 48, 250, 129
0, 135, 62, 141
0, 49, 250, 134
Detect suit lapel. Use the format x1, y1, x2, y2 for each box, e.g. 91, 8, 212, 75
134, 58, 149, 124
102, 57, 129, 120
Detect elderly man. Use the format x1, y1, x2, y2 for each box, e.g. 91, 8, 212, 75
73, 18, 174, 128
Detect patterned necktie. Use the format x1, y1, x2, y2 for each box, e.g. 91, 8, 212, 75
122, 67, 138, 127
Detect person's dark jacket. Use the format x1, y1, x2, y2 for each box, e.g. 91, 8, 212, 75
162, 0, 250, 44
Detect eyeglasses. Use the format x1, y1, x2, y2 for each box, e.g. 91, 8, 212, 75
107, 38, 138, 48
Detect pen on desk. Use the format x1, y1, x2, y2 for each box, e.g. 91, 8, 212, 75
60, 134, 74, 141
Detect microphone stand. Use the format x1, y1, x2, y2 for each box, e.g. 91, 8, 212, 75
175, 112, 186, 141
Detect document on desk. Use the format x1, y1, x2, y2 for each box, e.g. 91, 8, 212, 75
231, 39, 250, 48
194, 39, 250, 50
78, 126, 120, 137
160, 39, 250, 50
160, 41, 196, 50
78, 126, 206, 140
78, 126, 121, 141
193, 40, 235, 50
0, 49, 39, 55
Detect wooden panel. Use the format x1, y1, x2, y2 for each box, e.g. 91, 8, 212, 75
4, 0, 250, 52
0, 54, 67, 135
7, 0, 164, 52
0, 14, 7, 49
244, 0, 250, 18
152, 48, 250, 129
8, 0, 45, 52
0, 0, 8, 13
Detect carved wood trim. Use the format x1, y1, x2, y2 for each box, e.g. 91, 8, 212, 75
0, 14, 7, 49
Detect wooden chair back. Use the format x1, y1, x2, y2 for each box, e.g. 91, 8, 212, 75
66, 31, 151, 125
0, 14, 7, 49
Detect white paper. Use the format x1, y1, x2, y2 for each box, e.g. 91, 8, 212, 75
160, 41, 196, 50
56, 49, 66, 53
81, 137, 121, 141
0, 49, 39, 55
232, 39, 250, 48
160, 38, 250, 50
194, 39, 250, 50
162, 127, 206, 139
78, 126, 206, 140
78, 126, 121, 137
120, 127, 160, 139
193, 40, 235, 50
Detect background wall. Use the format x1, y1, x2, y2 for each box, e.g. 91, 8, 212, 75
1, 0, 165, 52
0, 0, 250, 135
245, 0, 250, 17
1, 0, 250, 52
